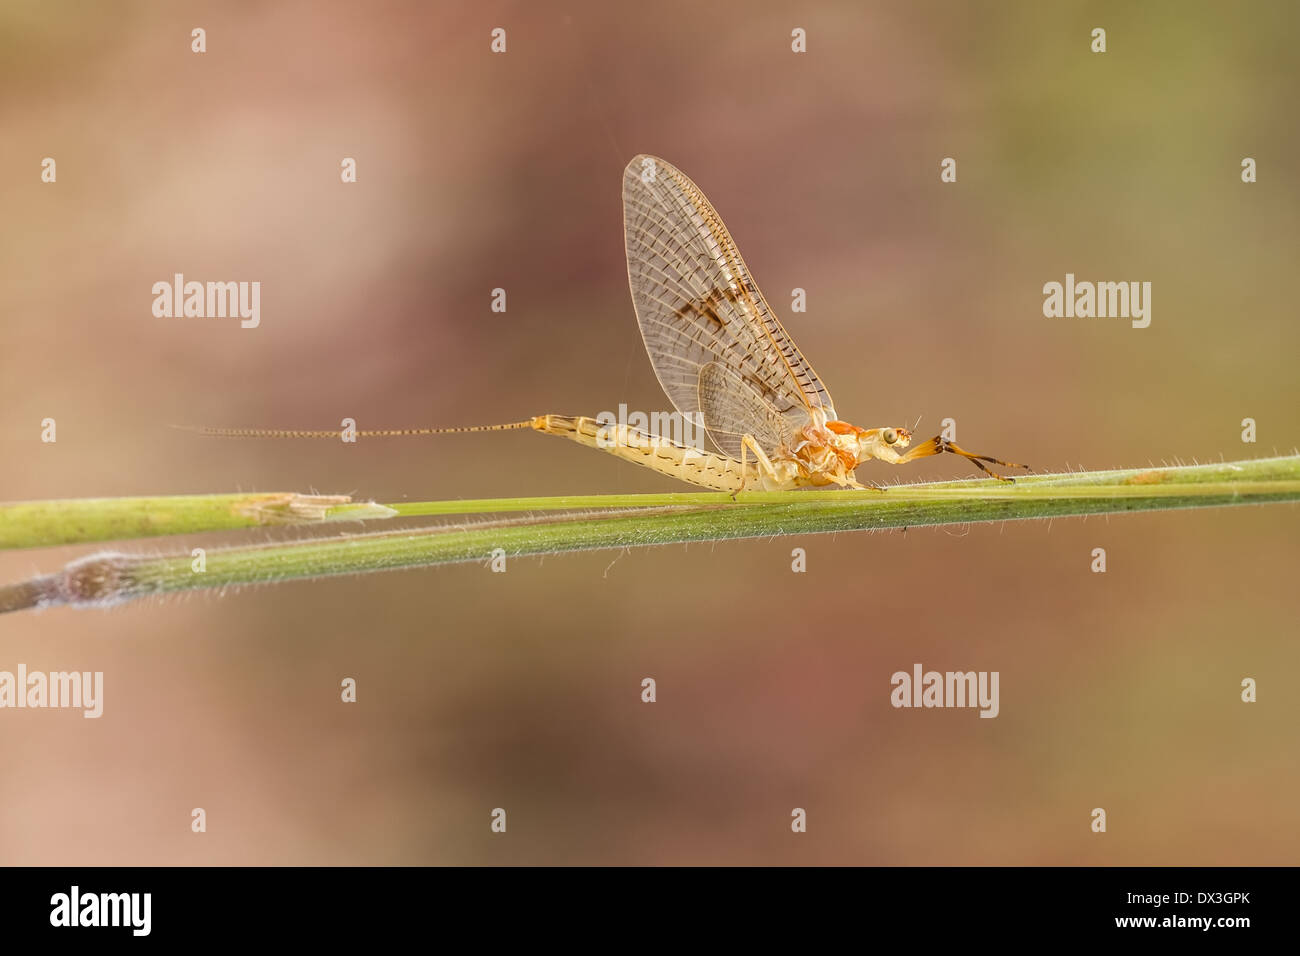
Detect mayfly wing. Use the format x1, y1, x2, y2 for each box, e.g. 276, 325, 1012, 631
622, 154, 837, 455
697, 361, 799, 460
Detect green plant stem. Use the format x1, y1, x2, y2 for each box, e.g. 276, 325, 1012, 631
0, 494, 397, 550
6, 456, 1297, 551
3, 456, 1296, 613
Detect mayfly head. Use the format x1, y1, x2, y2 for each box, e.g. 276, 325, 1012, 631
842, 429, 915, 468
881, 426, 912, 448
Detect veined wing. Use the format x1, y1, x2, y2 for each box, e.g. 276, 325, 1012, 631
697, 361, 799, 460
622, 154, 836, 454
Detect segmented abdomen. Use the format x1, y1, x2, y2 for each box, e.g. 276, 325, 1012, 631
531, 415, 756, 492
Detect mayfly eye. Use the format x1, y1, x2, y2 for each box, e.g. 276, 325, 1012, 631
883, 428, 898, 444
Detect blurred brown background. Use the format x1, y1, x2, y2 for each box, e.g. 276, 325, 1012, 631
1, 0, 1297, 864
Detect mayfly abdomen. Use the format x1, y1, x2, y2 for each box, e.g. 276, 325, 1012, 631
531, 415, 755, 492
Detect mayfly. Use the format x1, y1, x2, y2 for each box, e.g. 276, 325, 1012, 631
200, 155, 1028, 491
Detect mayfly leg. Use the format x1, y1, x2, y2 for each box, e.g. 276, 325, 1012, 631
736, 434, 784, 494
895, 436, 1032, 482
